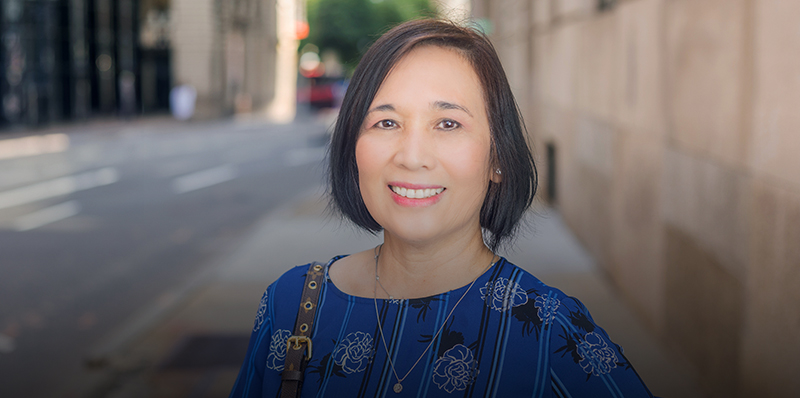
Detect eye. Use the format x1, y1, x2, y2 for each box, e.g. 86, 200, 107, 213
436, 119, 461, 131
375, 119, 397, 129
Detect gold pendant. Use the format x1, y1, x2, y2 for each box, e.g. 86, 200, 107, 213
393, 383, 403, 393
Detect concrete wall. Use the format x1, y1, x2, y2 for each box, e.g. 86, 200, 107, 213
478, 0, 800, 397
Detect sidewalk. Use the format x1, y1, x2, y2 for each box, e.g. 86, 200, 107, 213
91, 187, 704, 398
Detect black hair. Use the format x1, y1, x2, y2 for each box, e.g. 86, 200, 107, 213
328, 19, 537, 252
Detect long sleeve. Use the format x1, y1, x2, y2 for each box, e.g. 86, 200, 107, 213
229, 266, 309, 398
547, 295, 653, 397
229, 286, 273, 398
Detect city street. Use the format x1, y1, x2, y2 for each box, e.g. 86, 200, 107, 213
0, 118, 330, 398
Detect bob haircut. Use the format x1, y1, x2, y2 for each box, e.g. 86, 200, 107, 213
329, 19, 537, 251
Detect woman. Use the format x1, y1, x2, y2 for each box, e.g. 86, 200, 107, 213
230, 19, 653, 397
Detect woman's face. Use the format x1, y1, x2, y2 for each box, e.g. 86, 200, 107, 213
355, 45, 498, 245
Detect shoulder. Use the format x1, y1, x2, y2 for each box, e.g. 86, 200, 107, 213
269, 256, 346, 299
489, 258, 600, 341
271, 263, 313, 290
255, 258, 345, 333
474, 258, 587, 325
496, 258, 584, 308
489, 258, 578, 308
264, 257, 341, 309
497, 261, 653, 396
263, 264, 307, 304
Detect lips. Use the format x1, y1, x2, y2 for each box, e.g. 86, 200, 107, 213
389, 185, 445, 199
387, 183, 446, 207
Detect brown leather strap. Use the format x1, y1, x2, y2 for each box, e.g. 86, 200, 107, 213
281, 262, 325, 398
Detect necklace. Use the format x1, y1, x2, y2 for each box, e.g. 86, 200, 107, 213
372, 244, 495, 394
375, 249, 394, 300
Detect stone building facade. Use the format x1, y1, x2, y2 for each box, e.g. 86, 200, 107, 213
472, 1, 800, 397
171, 0, 300, 121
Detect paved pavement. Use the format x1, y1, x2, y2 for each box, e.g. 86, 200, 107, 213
88, 186, 706, 398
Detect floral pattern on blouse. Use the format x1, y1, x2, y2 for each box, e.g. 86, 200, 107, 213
231, 259, 654, 398
577, 332, 618, 376
266, 329, 292, 371
432, 344, 478, 393
253, 289, 268, 332
534, 293, 560, 325
480, 277, 528, 312
333, 331, 374, 374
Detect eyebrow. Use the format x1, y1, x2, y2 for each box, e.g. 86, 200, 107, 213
367, 104, 395, 113
432, 101, 472, 117
366, 101, 473, 117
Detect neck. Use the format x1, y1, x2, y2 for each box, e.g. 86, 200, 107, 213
375, 228, 496, 299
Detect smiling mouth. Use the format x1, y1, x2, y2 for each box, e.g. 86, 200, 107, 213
389, 185, 445, 199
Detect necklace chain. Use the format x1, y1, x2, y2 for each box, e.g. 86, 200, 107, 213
375, 264, 393, 300
372, 244, 495, 393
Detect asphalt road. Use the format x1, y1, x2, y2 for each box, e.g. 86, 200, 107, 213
0, 118, 330, 397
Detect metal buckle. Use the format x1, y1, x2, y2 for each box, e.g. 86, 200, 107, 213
287, 335, 312, 360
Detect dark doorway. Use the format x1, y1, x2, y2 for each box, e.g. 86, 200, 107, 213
546, 142, 557, 204
139, 48, 170, 113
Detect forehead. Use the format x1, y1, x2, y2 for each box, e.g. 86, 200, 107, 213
371, 45, 485, 108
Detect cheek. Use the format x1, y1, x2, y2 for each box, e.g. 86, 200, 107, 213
443, 143, 492, 186
355, 139, 374, 178
355, 138, 382, 199
355, 135, 394, 176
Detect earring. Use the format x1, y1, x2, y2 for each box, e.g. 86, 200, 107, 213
495, 169, 502, 175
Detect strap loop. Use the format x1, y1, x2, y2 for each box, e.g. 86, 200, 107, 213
287, 335, 313, 360
282, 369, 304, 382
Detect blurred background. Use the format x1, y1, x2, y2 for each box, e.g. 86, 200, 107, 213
0, 0, 797, 397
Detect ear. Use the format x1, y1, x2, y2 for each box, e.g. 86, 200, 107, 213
490, 167, 503, 184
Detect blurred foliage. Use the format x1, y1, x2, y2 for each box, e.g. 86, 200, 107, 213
303, 0, 436, 73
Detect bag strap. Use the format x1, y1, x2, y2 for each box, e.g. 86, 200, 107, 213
281, 261, 325, 398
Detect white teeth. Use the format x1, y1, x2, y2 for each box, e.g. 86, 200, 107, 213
390, 186, 444, 199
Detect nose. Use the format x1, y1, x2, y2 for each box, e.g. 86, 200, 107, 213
393, 123, 434, 171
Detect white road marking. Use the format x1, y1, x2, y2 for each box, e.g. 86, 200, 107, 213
14, 201, 80, 231
172, 164, 237, 194
155, 158, 207, 178
285, 147, 326, 166
0, 167, 119, 211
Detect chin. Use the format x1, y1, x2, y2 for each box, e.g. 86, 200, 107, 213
381, 220, 444, 244
387, 225, 437, 241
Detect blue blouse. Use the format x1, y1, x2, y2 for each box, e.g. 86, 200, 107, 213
230, 256, 653, 397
